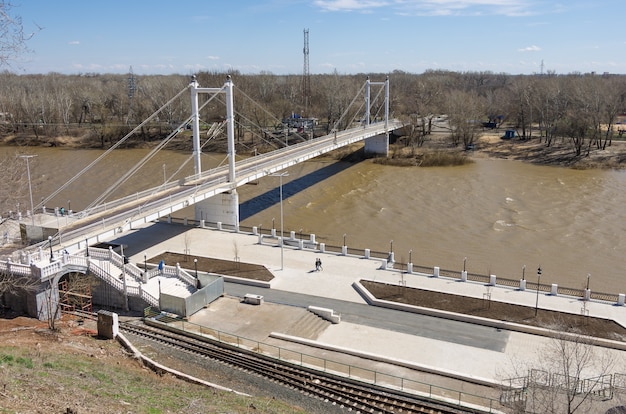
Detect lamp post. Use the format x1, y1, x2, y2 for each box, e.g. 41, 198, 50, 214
272, 217, 275, 230
271, 172, 289, 270
194, 258, 198, 279
586, 273, 590, 290
463, 257, 467, 273
67, 199, 71, 213
535, 266, 542, 316
85, 238, 89, 257
390, 240, 393, 253
19, 155, 37, 226
409, 249, 412, 264
522, 265, 526, 280
48, 235, 53, 261
144, 254, 147, 271
343, 233, 346, 246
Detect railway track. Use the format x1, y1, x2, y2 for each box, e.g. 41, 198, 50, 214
120, 320, 489, 414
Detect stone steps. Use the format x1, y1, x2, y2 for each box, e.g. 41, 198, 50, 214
285, 311, 330, 340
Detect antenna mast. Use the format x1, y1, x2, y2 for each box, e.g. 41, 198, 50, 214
302, 28, 310, 116
127, 66, 137, 124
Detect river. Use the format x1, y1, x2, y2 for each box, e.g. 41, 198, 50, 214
3, 146, 626, 293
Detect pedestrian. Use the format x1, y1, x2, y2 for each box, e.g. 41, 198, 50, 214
317, 258, 323, 271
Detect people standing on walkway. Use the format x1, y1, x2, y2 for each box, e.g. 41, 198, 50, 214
315, 258, 323, 271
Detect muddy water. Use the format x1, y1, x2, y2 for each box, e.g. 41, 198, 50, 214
4, 146, 626, 293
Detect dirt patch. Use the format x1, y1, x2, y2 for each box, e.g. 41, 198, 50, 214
361, 280, 626, 342
474, 133, 626, 169
148, 252, 274, 282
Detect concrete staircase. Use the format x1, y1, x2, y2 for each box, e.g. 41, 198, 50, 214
285, 311, 331, 340
154, 276, 196, 298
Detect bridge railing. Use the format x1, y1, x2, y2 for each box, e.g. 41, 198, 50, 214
89, 260, 124, 291
79, 179, 183, 219
160, 263, 196, 287
0, 259, 33, 277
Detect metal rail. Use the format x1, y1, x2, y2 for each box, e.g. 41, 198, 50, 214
121, 320, 497, 413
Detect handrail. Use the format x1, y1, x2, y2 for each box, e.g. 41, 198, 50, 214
149, 316, 502, 413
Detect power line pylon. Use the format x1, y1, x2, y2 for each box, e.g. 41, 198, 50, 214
302, 28, 310, 116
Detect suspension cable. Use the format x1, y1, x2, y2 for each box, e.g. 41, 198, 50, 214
83, 87, 223, 212
39, 84, 191, 209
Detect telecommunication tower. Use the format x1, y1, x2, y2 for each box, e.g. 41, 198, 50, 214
302, 28, 310, 115
127, 66, 137, 124
128, 66, 136, 99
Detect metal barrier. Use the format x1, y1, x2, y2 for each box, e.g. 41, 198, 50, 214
156, 220, 623, 304
151, 316, 503, 413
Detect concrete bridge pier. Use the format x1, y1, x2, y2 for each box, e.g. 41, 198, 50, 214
194, 191, 240, 227
364, 134, 389, 156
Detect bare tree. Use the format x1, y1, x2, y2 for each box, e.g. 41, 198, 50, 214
445, 89, 485, 148
0, 1, 36, 68
502, 328, 616, 414
0, 270, 37, 308
0, 149, 28, 217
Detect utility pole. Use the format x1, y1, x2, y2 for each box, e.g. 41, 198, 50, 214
302, 28, 310, 116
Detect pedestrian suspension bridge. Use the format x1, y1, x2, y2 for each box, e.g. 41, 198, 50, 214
2, 75, 403, 320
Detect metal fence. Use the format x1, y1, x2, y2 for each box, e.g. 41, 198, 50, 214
162, 218, 621, 305
149, 316, 504, 413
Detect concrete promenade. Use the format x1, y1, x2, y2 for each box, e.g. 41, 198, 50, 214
119, 221, 626, 390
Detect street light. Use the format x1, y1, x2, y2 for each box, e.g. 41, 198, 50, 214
162, 163, 166, 186
522, 265, 526, 281
48, 236, 53, 261
463, 257, 467, 273
85, 238, 89, 257
343, 233, 347, 246
586, 273, 591, 291
67, 199, 71, 213
535, 266, 542, 316
409, 249, 412, 264
144, 254, 147, 271
19, 155, 37, 226
270, 171, 289, 270
390, 240, 393, 253
272, 217, 275, 230
194, 258, 198, 279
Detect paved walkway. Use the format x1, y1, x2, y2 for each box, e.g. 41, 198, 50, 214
118, 222, 626, 391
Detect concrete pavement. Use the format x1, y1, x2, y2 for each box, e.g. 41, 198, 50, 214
116, 221, 626, 391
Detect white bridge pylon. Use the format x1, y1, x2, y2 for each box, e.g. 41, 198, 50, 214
190, 75, 240, 228
190, 75, 236, 183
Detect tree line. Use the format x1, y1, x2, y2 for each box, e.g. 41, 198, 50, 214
1, 69, 626, 155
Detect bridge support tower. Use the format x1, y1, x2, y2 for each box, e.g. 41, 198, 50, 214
363, 76, 390, 156
190, 75, 240, 228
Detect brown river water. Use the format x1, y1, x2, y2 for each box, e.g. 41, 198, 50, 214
4, 146, 626, 293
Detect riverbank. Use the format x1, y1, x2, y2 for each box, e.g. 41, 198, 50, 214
4, 129, 626, 170
473, 132, 626, 170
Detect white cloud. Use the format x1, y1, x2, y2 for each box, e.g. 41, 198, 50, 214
314, 0, 389, 12
518, 45, 541, 52
68, 41, 80, 45
206, 55, 220, 60
313, 0, 535, 16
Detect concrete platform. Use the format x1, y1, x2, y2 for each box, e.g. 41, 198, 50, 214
115, 221, 626, 405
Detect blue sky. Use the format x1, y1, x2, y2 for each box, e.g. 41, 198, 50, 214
10, 0, 626, 76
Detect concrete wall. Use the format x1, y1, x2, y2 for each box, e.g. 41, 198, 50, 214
194, 191, 239, 226
160, 275, 224, 317
364, 134, 388, 155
